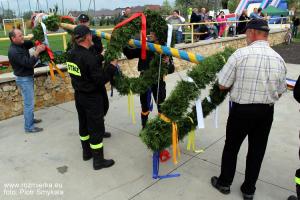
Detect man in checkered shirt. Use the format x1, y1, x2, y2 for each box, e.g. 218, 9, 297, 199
211, 19, 287, 200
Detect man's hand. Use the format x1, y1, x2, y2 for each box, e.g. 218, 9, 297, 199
33, 44, 46, 57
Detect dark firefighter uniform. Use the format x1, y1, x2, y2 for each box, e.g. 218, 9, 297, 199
123, 46, 175, 128
67, 25, 115, 170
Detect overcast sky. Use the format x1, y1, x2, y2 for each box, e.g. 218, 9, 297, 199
1, 0, 175, 13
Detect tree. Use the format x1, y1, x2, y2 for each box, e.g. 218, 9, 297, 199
161, 0, 173, 15
23, 11, 33, 20
227, 0, 239, 13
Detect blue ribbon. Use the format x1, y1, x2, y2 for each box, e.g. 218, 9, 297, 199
152, 151, 180, 179
147, 89, 153, 111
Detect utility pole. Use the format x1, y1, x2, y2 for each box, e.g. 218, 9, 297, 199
36, 0, 40, 12
7, 0, 10, 17
61, 0, 65, 15
1, 2, 4, 17
88, 0, 92, 15
17, 0, 21, 17
28, 0, 32, 12
45, 0, 49, 12
93, 0, 96, 18
79, 0, 82, 12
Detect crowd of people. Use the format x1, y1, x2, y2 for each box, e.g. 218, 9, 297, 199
166, 7, 298, 44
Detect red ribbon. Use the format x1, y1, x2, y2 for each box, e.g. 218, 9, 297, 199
35, 41, 54, 60
114, 13, 147, 60
160, 149, 171, 162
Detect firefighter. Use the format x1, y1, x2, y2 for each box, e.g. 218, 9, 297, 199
67, 25, 116, 170
123, 31, 175, 128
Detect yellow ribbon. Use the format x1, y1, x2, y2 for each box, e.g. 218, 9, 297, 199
127, 90, 136, 124
48, 61, 66, 81
186, 117, 204, 153
160, 114, 180, 164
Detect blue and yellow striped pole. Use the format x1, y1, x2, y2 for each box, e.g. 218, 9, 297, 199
60, 23, 204, 64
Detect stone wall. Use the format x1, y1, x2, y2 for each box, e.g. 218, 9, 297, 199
0, 29, 287, 120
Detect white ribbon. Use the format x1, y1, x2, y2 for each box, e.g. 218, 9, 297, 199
40, 22, 49, 47
195, 98, 205, 129
167, 24, 173, 47
206, 97, 219, 128
186, 77, 205, 129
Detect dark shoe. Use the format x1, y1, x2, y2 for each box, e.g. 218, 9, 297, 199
103, 132, 111, 138
25, 127, 43, 133
211, 176, 230, 194
92, 148, 115, 170
33, 119, 42, 124
240, 187, 254, 200
287, 195, 298, 200
81, 141, 92, 161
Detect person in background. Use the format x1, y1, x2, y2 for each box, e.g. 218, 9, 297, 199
123, 31, 175, 129
8, 28, 45, 133
217, 11, 227, 37
198, 19, 209, 40
207, 18, 219, 39
257, 8, 265, 18
77, 14, 103, 56
118, 7, 131, 22
166, 10, 186, 43
200, 8, 208, 21
292, 16, 300, 38
250, 8, 261, 19
237, 9, 250, 34
211, 19, 286, 200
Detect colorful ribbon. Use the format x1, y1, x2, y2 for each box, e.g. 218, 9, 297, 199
186, 117, 204, 153
114, 13, 147, 60
152, 151, 180, 179
159, 114, 180, 164
127, 90, 136, 124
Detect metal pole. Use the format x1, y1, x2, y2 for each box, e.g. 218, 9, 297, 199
93, 0, 96, 18
61, 0, 64, 15
28, 0, 32, 12
45, 0, 49, 12
79, 0, 82, 12
17, 0, 21, 17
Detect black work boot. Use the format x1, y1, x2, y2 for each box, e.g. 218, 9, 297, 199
103, 132, 111, 138
92, 148, 115, 170
287, 195, 298, 200
141, 114, 149, 129
211, 176, 230, 194
81, 141, 92, 161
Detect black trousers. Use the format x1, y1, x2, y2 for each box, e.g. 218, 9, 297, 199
75, 91, 105, 147
218, 102, 274, 195
140, 80, 166, 114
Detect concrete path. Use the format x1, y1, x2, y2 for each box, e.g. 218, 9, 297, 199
0, 63, 299, 200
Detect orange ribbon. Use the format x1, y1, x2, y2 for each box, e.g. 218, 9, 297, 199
35, 41, 65, 81
114, 13, 147, 60
159, 114, 180, 164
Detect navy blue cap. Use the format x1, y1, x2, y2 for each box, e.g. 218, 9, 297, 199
78, 14, 89, 23
245, 19, 270, 32
74, 25, 91, 39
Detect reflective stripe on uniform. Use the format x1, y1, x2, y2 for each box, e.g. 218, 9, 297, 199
80, 135, 90, 141
66, 62, 81, 76
90, 143, 103, 150
295, 177, 300, 185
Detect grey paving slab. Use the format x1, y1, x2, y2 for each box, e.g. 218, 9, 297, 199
131, 158, 293, 200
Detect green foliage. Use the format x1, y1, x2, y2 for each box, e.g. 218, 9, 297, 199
104, 10, 168, 63
161, 0, 173, 15
140, 48, 235, 152
228, 0, 239, 13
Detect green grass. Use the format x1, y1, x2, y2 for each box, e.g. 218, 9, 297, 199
0, 34, 72, 56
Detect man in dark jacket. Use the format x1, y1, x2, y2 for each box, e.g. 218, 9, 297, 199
8, 28, 45, 133
67, 25, 116, 170
77, 14, 103, 55
123, 31, 175, 128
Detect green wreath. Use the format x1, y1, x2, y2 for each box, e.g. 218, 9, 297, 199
31, 11, 234, 152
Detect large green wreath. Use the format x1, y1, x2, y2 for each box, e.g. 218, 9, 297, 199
31, 11, 234, 152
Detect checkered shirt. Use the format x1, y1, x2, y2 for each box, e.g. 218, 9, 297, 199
218, 40, 287, 104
